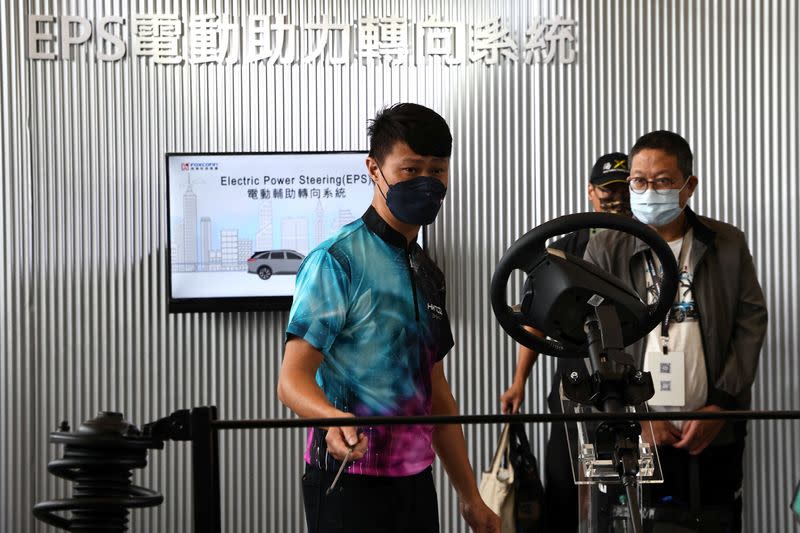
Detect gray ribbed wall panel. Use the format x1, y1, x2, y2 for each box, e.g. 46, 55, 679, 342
1, 1, 798, 531
2, 0, 35, 531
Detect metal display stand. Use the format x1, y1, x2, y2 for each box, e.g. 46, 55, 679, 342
33, 408, 800, 532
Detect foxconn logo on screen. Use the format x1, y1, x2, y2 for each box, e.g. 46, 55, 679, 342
181, 162, 219, 171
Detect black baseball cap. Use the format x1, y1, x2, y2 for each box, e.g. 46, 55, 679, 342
590, 152, 629, 186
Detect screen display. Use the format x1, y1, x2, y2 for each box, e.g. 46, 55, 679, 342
166, 151, 417, 312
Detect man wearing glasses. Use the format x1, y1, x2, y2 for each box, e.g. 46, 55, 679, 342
584, 130, 767, 531
500, 152, 631, 533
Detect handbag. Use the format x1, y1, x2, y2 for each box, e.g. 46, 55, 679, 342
480, 423, 516, 532
508, 423, 545, 532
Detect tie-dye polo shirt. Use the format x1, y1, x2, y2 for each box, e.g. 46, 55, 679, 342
286, 206, 454, 477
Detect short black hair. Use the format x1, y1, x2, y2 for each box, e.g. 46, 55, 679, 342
367, 103, 452, 163
630, 130, 694, 178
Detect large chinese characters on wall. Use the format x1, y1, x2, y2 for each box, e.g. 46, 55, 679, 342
27, 12, 578, 66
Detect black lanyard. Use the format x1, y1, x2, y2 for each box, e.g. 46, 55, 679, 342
644, 235, 690, 354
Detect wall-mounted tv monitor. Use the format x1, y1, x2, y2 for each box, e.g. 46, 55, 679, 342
166, 151, 423, 313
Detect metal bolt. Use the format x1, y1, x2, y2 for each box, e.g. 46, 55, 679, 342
569, 371, 580, 384
633, 371, 643, 382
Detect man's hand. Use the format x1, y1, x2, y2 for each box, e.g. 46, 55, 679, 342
431, 362, 500, 533
500, 383, 525, 414
501, 331, 540, 415
648, 420, 682, 446
459, 497, 501, 533
324, 415, 368, 461
674, 405, 725, 455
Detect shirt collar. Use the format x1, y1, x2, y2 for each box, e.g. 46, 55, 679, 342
632, 207, 715, 254
362, 205, 412, 249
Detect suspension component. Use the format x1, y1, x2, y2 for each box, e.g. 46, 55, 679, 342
33, 411, 164, 532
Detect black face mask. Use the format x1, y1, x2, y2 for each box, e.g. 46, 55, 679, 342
599, 198, 632, 217
376, 166, 447, 226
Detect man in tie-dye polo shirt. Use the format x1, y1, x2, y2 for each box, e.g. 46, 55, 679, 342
278, 103, 499, 533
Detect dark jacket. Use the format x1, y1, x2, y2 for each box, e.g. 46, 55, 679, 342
550, 228, 591, 258
583, 209, 768, 425
585, 208, 767, 409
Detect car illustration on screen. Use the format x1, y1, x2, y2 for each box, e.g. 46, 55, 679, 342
247, 250, 306, 280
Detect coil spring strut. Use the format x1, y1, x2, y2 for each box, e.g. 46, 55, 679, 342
33, 411, 164, 532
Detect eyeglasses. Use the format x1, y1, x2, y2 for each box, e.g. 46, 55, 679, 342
628, 176, 686, 195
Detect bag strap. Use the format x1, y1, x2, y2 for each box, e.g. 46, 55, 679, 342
489, 423, 512, 474
509, 423, 531, 451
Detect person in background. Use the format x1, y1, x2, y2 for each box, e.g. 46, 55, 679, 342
584, 130, 767, 531
500, 152, 631, 532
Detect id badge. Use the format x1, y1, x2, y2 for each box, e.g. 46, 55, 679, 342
644, 351, 685, 406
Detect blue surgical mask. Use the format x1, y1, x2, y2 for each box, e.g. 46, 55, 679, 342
377, 167, 447, 226
630, 181, 689, 226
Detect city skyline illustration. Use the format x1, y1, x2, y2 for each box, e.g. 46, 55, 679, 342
171, 180, 357, 270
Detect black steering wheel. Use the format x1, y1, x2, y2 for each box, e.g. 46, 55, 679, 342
491, 212, 680, 359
